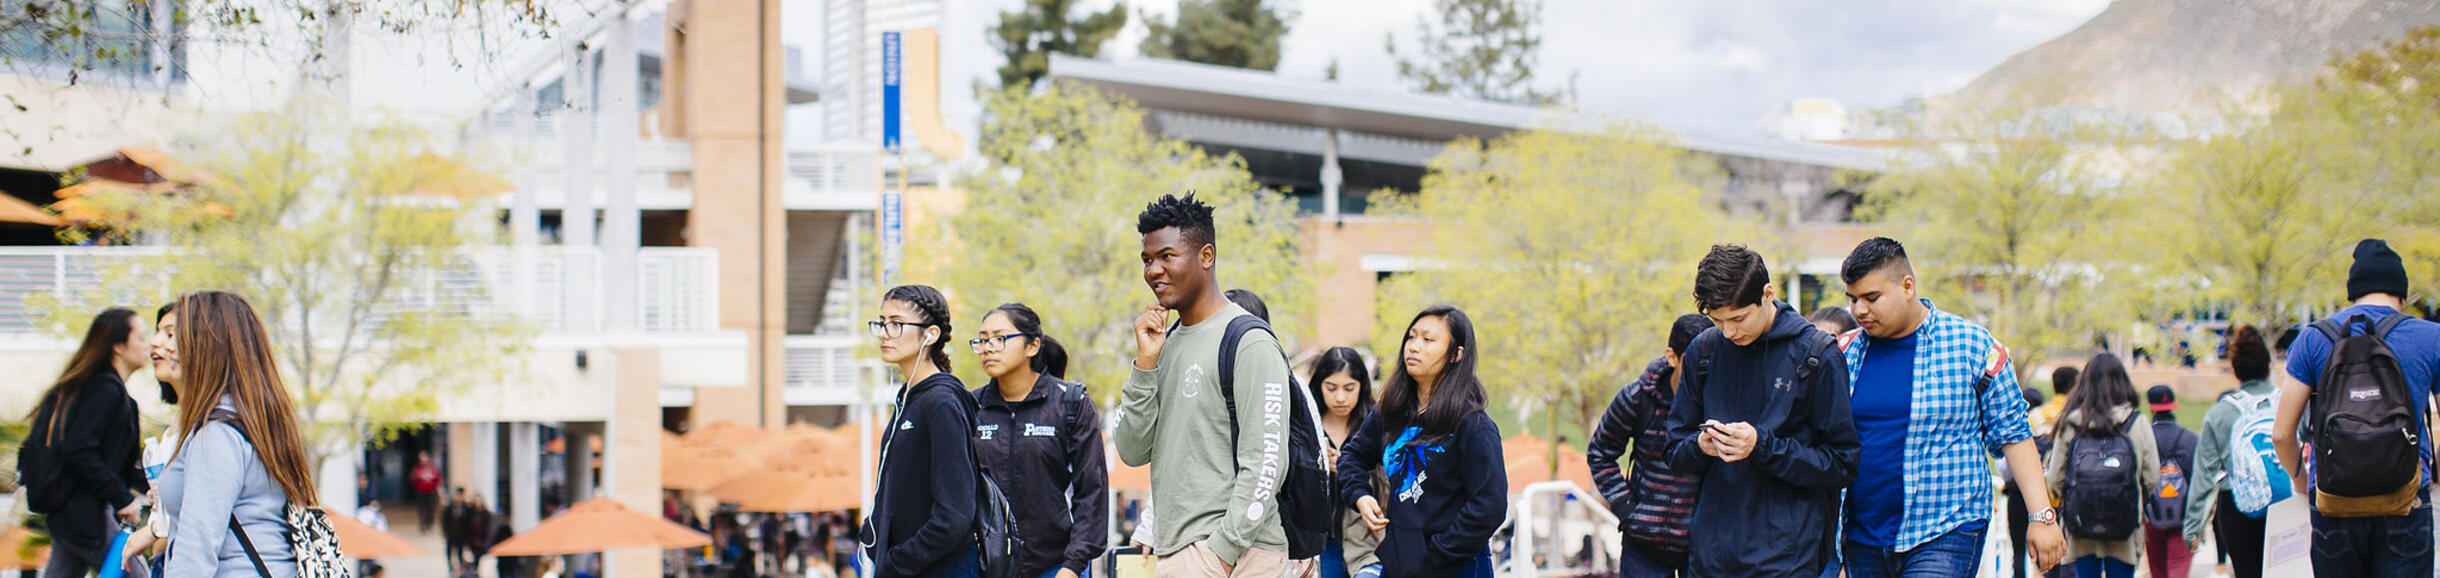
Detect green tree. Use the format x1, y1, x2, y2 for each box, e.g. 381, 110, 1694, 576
917, 85, 1310, 394
2142, 89, 2372, 327
1369, 120, 1730, 446
1858, 106, 2143, 376
1386, 0, 1570, 105
1137, 0, 1294, 71
36, 102, 535, 470
993, 0, 1129, 88
2328, 26, 2440, 303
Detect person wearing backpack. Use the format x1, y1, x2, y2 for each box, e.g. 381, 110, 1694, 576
863, 285, 983, 578
1664, 245, 1861, 578
2141, 386, 2198, 578
2181, 324, 2286, 578
22, 308, 152, 578
1587, 314, 1713, 577
2271, 239, 2440, 578
1113, 194, 1310, 577
1833, 238, 2066, 578
1335, 306, 1507, 578
2043, 353, 2159, 578
158, 291, 326, 577
969, 303, 1109, 578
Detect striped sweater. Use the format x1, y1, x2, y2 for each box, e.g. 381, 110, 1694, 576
1586, 356, 1699, 563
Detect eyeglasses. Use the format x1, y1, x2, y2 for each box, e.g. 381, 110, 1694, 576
968, 333, 1031, 354
867, 319, 936, 339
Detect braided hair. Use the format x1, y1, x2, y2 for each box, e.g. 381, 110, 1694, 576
884, 285, 954, 373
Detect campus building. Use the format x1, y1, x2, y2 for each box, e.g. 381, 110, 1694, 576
1045, 55, 1891, 352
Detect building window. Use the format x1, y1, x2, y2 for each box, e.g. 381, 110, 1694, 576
0, 0, 183, 87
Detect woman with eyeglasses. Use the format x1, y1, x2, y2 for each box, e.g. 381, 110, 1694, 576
862, 285, 983, 578
967, 303, 1107, 578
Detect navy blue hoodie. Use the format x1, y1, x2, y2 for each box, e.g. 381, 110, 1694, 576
869, 373, 980, 577
1335, 409, 1508, 578
1663, 300, 1859, 577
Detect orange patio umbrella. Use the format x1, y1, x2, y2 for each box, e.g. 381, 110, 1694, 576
487, 497, 711, 557
684, 420, 774, 449
1502, 438, 1597, 495
0, 193, 61, 227
0, 525, 48, 569
1108, 441, 1151, 493
401, 153, 513, 199
661, 445, 763, 491
319, 507, 425, 559
708, 466, 863, 513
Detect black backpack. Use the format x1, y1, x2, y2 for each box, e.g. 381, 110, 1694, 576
2061, 416, 2142, 541
2308, 314, 2422, 499
943, 386, 1027, 578
1210, 314, 1333, 560
2145, 420, 2197, 531
16, 397, 73, 516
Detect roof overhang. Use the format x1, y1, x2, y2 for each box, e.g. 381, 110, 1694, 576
1049, 54, 1888, 171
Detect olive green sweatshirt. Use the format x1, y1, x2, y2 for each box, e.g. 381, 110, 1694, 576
1113, 304, 1293, 565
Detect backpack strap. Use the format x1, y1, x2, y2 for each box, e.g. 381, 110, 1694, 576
1217, 315, 1272, 466
1793, 329, 1839, 384
1055, 380, 1090, 466
2372, 311, 2412, 342
230, 516, 274, 578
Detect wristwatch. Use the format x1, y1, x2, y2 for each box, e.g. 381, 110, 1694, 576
2032, 507, 2059, 526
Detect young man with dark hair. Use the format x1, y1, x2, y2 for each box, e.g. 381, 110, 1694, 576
1588, 313, 1715, 577
1112, 194, 1302, 577
1834, 237, 2063, 577
2033, 366, 2078, 438
2273, 239, 2440, 578
1664, 244, 1859, 577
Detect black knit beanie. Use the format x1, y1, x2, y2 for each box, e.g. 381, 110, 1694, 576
2349, 238, 2409, 301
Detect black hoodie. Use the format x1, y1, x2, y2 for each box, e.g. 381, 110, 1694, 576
1662, 300, 1859, 577
972, 374, 1108, 576
869, 373, 980, 577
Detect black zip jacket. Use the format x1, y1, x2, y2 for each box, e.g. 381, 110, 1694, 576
35, 369, 148, 551
1663, 301, 1859, 577
973, 374, 1109, 576
1336, 409, 1508, 578
871, 373, 981, 577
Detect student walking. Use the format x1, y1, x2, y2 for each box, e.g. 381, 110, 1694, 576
1111, 194, 1303, 577
969, 303, 1109, 578
22, 308, 151, 578
1335, 306, 1508, 578
2142, 386, 2198, 578
2044, 353, 2158, 578
1664, 244, 1860, 577
1834, 238, 2065, 577
1309, 347, 1383, 578
863, 285, 983, 578
1587, 314, 1713, 577
2181, 324, 2286, 578
158, 290, 321, 577
2273, 239, 2439, 578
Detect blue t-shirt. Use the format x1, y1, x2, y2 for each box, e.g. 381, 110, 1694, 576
1846, 330, 1916, 547
2286, 304, 2440, 490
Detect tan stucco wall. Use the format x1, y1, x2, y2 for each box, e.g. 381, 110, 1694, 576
671, 0, 789, 431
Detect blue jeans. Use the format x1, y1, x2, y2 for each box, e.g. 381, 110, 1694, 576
1840, 524, 1984, 578
2069, 556, 2131, 578
1617, 543, 1682, 578
1321, 541, 1348, 578
1036, 566, 1064, 578
2309, 499, 2434, 578
925, 549, 980, 578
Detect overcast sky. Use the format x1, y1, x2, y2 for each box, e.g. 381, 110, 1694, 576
879, 0, 2115, 140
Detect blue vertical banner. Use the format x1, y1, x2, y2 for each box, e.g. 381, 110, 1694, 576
881, 189, 902, 286
881, 31, 903, 152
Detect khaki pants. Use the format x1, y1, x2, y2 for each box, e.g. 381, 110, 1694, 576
1156, 542, 1316, 578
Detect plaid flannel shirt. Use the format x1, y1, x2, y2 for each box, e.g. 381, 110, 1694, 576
1840, 299, 2033, 551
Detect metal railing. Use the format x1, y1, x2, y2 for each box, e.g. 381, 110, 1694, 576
788, 144, 883, 195
783, 334, 864, 392
0, 246, 720, 336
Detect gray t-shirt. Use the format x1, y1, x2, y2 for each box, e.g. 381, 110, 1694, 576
1112, 304, 1294, 565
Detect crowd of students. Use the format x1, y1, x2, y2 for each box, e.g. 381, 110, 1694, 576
22, 192, 2439, 578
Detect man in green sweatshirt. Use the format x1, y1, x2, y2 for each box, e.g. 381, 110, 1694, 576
1114, 194, 1299, 577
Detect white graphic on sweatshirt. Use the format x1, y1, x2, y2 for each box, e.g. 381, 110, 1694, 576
1400, 472, 1428, 503
1182, 365, 1205, 398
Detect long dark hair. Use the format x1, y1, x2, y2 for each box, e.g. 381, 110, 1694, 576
1307, 346, 1375, 423
883, 285, 954, 374
2064, 352, 2140, 436
155, 301, 178, 404
34, 308, 141, 444
1380, 305, 1486, 439
988, 303, 1068, 379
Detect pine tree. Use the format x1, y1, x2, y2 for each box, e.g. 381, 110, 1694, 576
992, 0, 1129, 88
1386, 0, 1570, 105
1137, 0, 1295, 71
